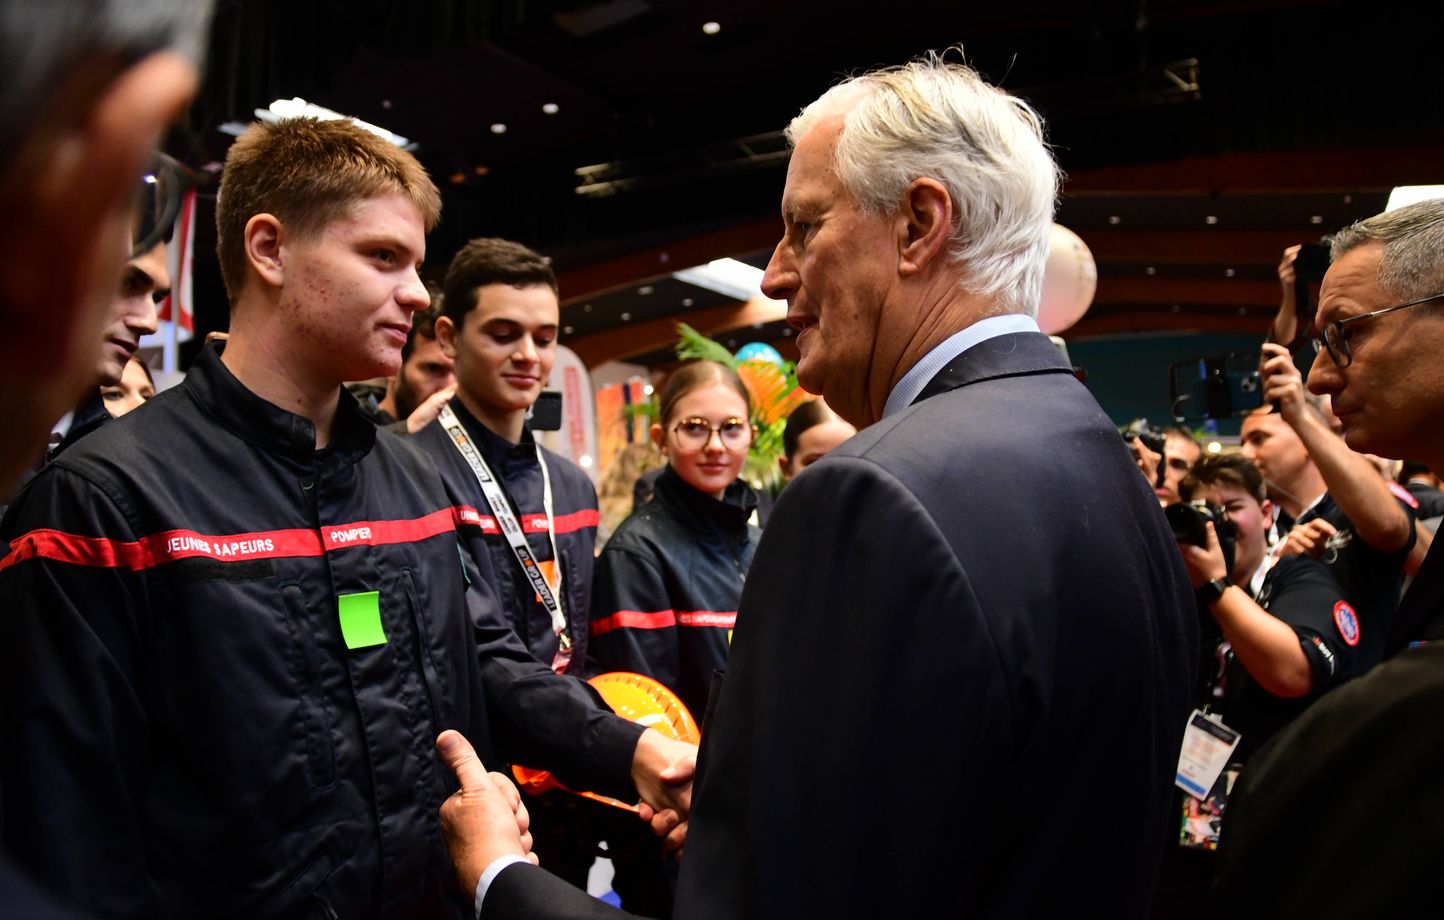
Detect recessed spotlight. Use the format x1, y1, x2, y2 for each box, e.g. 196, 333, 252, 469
702, 21, 721, 34
472, 164, 490, 176
1224, 268, 1236, 278
620, 312, 631, 321
490, 123, 507, 134
448, 172, 466, 185
542, 103, 559, 115
1144, 266, 1156, 276
563, 325, 574, 335
1169, 304, 1181, 313
1205, 215, 1218, 225
381, 99, 393, 110
1236, 307, 1248, 315
681, 298, 694, 307
1310, 215, 1324, 225
727, 339, 737, 348
1108, 215, 1121, 225
638, 285, 654, 296
583, 303, 593, 313
782, 327, 794, 336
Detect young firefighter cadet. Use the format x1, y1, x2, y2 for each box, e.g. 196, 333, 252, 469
410, 237, 607, 888
0, 117, 692, 920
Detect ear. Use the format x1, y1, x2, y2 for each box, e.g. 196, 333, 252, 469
434, 315, 459, 358
778, 456, 792, 479
243, 214, 286, 290
896, 178, 953, 277
0, 51, 197, 376
1260, 497, 1273, 522
650, 422, 667, 456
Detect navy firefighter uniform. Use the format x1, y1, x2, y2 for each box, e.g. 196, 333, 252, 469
411, 395, 599, 671
0, 344, 643, 920
588, 465, 759, 723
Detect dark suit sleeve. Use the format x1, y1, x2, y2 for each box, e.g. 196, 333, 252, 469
677, 456, 1016, 919
480, 863, 637, 920
0, 468, 153, 918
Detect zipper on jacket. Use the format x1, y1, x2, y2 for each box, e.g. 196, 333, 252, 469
300, 475, 318, 521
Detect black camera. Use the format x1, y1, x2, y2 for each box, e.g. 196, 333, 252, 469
1123, 421, 1167, 457
1168, 353, 1264, 422
527, 390, 563, 431
1165, 500, 1237, 572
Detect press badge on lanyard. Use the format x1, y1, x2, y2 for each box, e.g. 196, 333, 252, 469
440, 405, 573, 673
1175, 709, 1240, 799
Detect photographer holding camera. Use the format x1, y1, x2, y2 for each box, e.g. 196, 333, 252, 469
1175, 454, 1359, 763
1154, 454, 1356, 911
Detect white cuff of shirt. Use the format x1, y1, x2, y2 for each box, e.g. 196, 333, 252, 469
474, 854, 530, 918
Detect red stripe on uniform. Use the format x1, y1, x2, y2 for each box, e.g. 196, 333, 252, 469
455, 506, 599, 536
589, 608, 736, 635
677, 610, 737, 628
591, 609, 677, 636
550, 509, 600, 534
1, 510, 459, 574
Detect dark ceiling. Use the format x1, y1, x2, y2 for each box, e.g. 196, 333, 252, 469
172, 0, 1444, 369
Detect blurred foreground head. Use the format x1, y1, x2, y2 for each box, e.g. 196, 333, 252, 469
0, 0, 208, 491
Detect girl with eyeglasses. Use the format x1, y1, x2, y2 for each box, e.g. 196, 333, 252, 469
586, 360, 760, 917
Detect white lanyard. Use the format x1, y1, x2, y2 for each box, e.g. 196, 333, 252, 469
439, 404, 571, 673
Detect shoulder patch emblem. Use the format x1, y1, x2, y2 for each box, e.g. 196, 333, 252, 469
1333, 601, 1361, 647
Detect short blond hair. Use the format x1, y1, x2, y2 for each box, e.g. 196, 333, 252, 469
215, 117, 441, 301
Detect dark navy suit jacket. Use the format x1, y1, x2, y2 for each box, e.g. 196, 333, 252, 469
484, 332, 1198, 919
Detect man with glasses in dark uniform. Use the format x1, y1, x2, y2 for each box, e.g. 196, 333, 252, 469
1214, 198, 1444, 916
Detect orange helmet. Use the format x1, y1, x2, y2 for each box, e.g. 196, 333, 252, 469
511, 672, 700, 809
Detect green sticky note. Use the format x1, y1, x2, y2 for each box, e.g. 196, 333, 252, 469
338, 591, 386, 650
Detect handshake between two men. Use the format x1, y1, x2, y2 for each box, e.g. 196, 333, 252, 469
436, 729, 696, 903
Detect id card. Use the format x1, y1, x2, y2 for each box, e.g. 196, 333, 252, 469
1175, 709, 1241, 800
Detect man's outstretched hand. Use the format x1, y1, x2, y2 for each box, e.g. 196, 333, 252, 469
436, 730, 538, 897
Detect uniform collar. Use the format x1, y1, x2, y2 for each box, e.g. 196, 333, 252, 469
654, 465, 756, 536
446, 395, 539, 472
184, 342, 376, 463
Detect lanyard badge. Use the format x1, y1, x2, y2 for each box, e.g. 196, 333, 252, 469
441, 405, 571, 673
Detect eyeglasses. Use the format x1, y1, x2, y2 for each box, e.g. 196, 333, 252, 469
670, 416, 753, 450
1312, 293, 1444, 368
129, 152, 192, 260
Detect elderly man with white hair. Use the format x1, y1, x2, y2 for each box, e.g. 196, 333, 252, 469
438, 52, 1197, 920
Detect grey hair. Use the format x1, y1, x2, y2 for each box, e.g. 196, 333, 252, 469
785, 52, 1061, 316
0, 0, 211, 180
1330, 198, 1444, 301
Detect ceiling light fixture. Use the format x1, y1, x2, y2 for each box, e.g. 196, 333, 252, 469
702, 21, 721, 34
673, 257, 780, 304
490, 123, 508, 135
542, 103, 560, 115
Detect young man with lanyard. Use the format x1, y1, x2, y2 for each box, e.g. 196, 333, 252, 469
411, 236, 609, 887
1152, 453, 1359, 911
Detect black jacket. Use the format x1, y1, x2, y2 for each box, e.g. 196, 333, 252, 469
675, 332, 1197, 919
0, 345, 640, 919
588, 466, 759, 721
413, 398, 600, 671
